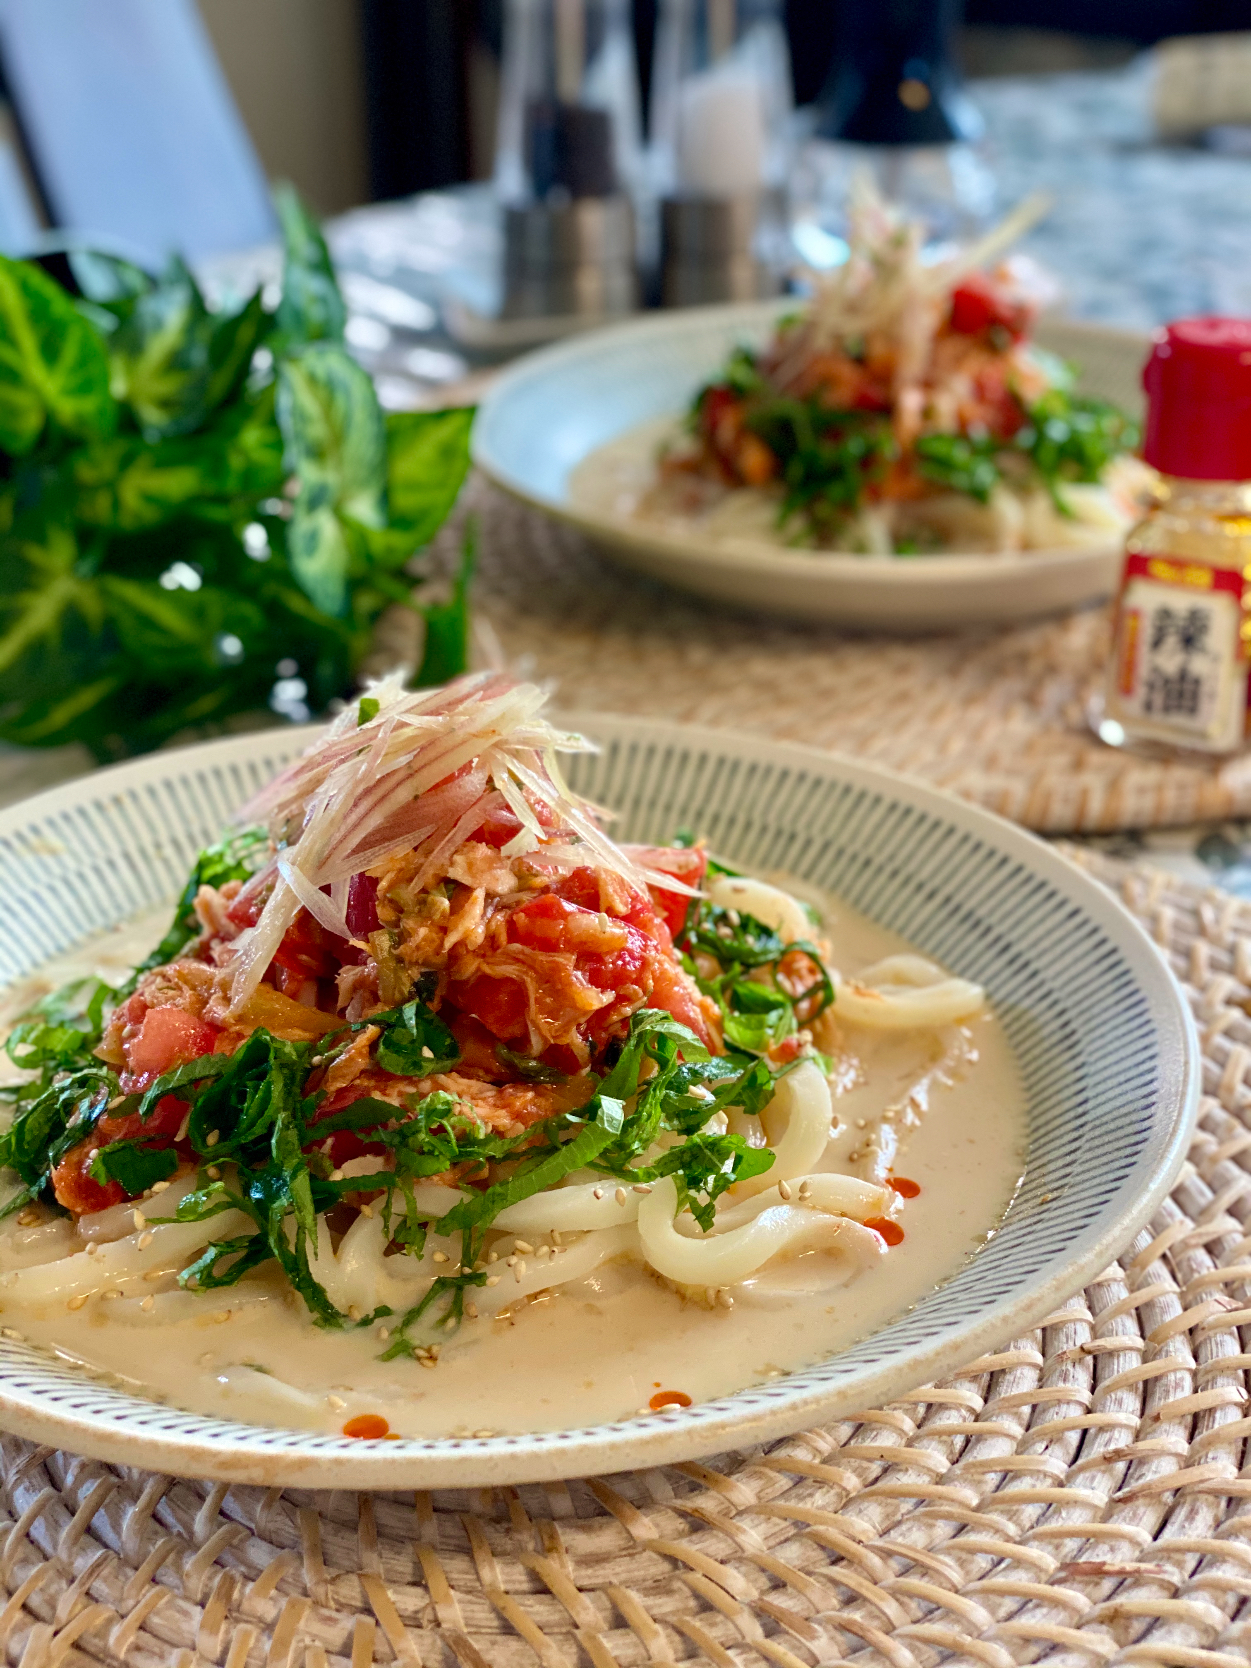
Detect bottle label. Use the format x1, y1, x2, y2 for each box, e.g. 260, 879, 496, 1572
1109, 552, 1250, 751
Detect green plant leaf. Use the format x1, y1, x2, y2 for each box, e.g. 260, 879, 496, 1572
98, 575, 267, 675
385, 407, 474, 546
277, 343, 385, 616
0, 519, 113, 743
415, 522, 475, 688
0, 255, 114, 452
109, 256, 215, 438
274, 183, 346, 347
205, 289, 269, 413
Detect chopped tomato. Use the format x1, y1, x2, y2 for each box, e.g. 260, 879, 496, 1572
271, 908, 345, 981
51, 1092, 190, 1214
625, 845, 707, 940
948, 272, 1032, 342
453, 972, 530, 1041
124, 1007, 220, 1078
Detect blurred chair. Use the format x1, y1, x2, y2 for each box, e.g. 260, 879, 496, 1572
0, 0, 274, 264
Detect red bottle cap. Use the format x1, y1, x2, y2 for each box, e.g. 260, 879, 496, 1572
1142, 316, 1251, 480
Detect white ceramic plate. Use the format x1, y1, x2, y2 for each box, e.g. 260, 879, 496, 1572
0, 717, 1195, 1486
472, 303, 1150, 631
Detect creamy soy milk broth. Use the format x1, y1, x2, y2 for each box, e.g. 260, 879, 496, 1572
0, 893, 1024, 1440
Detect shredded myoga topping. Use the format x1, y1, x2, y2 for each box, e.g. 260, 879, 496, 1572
0, 673, 990, 1387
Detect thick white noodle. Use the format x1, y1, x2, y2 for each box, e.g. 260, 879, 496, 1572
493, 1180, 643, 1234
0, 1210, 253, 1307
706, 875, 812, 944
709, 1173, 889, 1233
637, 1176, 884, 1286
474, 1225, 637, 1318
835, 954, 984, 1029
730, 1060, 835, 1199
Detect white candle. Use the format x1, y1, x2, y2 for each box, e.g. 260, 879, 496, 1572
676, 71, 765, 196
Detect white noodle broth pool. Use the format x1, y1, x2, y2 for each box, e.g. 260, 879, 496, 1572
0, 888, 1024, 1439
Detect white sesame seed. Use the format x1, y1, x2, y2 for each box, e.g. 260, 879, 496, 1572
615, 1188, 627, 1206
143, 1268, 163, 1282
418, 1355, 437, 1370
359, 1203, 373, 1218
150, 1180, 170, 1194
205, 1130, 220, 1148
593, 1187, 604, 1200
505, 1255, 519, 1268
486, 1276, 500, 1287
472, 1429, 495, 1438
551, 1230, 563, 1245
513, 1261, 526, 1282
513, 1239, 534, 1254
487, 1250, 499, 1263
798, 1181, 812, 1200
15, 1208, 39, 1227
465, 1303, 478, 1319
432, 1251, 449, 1264
421, 1045, 433, 1059
213, 1310, 231, 1324
347, 1305, 361, 1321
102, 1289, 121, 1300
330, 1169, 344, 1182
632, 1184, 652, 1196
536, 1245, 551, 1259
131, 1209, 146, 1231
309, 1055, 324, 1067
66, 1293, 88, 1311
137, 1232, 154, 1250
379, 1328, 390, 1341
85, 1241, 99, 1257
140, 1295, 154, 1312
778, 1180, 792, 1201
327, 1394, 347, 1411
206, 1166, 221, 1181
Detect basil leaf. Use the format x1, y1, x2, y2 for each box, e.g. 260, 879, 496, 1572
180, 1231, 273, 1290
435, 1118, 618, 1237
374, 998, 460, 1076
0, 254, 114, 452
89, 1139, 178, 1195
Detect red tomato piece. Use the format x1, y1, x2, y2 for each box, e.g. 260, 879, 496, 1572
453, 973, 530, 1041
125, 1007, 219, 1078
346, 874, 380, 938
271, 908, 344, 980
949, 273, 1032, 341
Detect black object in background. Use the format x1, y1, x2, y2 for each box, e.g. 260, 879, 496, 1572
526, 101, 618, 198
814, 0, 974, 145
963, 0, 1251, 38
361, 0, 472, 198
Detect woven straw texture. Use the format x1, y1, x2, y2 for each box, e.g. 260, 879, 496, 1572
0, 849, 1248, 1667
390, 481, 1251, 837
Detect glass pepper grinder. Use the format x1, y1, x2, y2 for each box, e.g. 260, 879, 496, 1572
494, 0, 642, 320
649, 0, 793, 305
1099, 318, 1251, 757
790, 0, 993, 269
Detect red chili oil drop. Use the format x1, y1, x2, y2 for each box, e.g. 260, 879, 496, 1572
343, 1414, 390, 1440
888, 1176, 921, 1199
865, 1216, 905, 1247
649, 1390, 693, 1410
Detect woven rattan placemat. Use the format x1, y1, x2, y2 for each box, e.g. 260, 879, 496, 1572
0, 850, 1249, 1667
383, 481, 1251, 838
